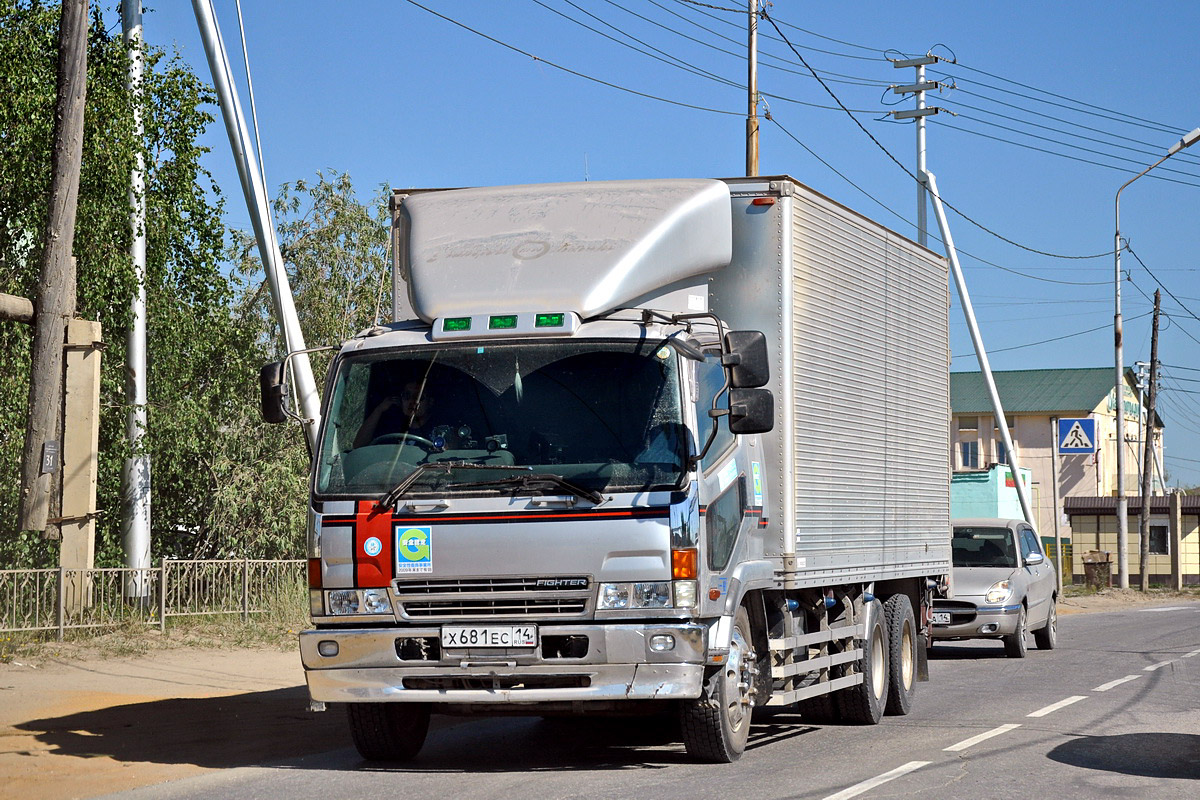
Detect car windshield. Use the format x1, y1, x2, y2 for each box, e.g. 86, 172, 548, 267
315, 338, 687, 497
952, 526, 1019, 568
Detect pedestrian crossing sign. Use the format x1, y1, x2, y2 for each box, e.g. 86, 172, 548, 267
1057, 418, 1096, 454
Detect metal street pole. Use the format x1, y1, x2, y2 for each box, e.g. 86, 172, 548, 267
1113, 125, 1200, 589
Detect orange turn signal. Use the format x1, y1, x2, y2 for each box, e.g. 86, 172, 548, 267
307, 557, 322, 589
672, 548, 698, 580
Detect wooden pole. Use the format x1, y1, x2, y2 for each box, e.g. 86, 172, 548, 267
1136, 290, 1161, 590
19, 0, 89, 533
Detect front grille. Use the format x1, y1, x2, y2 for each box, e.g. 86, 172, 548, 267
394, 575, 592, 620
396, 577, 588, 593
934, 600, 977, 625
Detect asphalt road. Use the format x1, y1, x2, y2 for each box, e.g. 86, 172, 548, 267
111, 602, 1200, 800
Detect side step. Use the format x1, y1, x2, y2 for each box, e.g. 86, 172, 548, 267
764, 621, 865, 707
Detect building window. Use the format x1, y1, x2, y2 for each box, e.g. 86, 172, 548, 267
957, 417, 979, 469
1149, 524, 1168, 556
994, 416, 1016, 466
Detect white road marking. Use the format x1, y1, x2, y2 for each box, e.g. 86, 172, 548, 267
1027, 696, 1087, 717
1135, 606, 1191, 612
1093, 675, 1141, 692
1183, 648, 1200, 659
821, 761, 931, 800
1144, 660, 1177, 671
943, 723, 1022, 752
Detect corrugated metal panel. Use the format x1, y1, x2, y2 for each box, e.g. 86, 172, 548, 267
789, 186, 951, 582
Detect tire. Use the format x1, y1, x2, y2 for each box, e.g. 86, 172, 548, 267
346, 702, 431, 761
680, 606, 757, 762
837, 599, 888, 725
883, 594, 917, 716
1003, 605, 1028, 659
1033, 600, 1058, 650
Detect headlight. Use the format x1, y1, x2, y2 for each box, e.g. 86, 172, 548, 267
598, 581, 688, 610
326, 589, 392, 615
673, 580, 697, 609
328, 589, 359, 615
985, 580, 1013, 604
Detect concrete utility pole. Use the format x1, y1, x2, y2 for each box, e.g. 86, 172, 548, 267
1136, 290, 1161, 591
191, 0, 322, 449
19, 0, 89, 534
121, 0, 152, 598
890, 54, 943, 248
745, 0, 759, 177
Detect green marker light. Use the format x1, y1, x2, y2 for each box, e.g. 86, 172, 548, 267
489, 315, 518, 330
443, 317, 472, 332
535, 313, 565, 328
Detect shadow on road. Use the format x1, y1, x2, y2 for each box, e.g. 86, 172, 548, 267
20, 693, 821, 773
929, 642, 1011, 660
1047, 733, 1200, 780
17, 687, 343, 769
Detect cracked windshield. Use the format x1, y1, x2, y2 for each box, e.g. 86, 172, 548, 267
316, 339, 686, 497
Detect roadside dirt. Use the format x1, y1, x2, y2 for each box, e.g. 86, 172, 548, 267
2, 589, 1197, 799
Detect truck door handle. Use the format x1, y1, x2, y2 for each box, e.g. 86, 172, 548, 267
399, 500, 449, 512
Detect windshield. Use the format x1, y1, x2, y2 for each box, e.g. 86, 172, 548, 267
952, 526, 1019, 568
315, 339, 687, 497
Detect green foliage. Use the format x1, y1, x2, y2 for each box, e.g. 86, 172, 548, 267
0, 3, 390, 566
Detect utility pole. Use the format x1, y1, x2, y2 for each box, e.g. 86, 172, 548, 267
19, 0, 89, 534
890, 53, 945, 247
121, 0, 152, 599
1136, 290, 1161, 591
745, 0, 759, 177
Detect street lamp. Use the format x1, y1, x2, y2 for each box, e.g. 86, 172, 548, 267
1113, 125, 1200, 589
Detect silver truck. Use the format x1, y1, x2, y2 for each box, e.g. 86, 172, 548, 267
261, 175, 952, 762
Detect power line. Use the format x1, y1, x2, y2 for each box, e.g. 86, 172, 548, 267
950, 311, 1153, 358
758, 9, 1114, 261
403, 0, 741, 116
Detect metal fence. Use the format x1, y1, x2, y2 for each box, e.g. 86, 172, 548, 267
0, 558, 306, 639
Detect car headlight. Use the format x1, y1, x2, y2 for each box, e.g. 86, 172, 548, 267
326, 589, 392, 615
598, 582, 677, 610
985, 580, 1013, 604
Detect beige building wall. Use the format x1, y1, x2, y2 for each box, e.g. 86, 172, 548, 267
951, 374, 1163, 546
1067, 512, 1199, 586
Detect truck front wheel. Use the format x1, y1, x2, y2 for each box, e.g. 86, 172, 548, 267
346, 702, 431, 761
680, 606, 757, 762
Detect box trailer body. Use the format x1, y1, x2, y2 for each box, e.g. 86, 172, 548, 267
275, 175, 951, 763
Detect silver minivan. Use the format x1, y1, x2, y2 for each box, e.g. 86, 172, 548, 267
932, 519, 1058, 657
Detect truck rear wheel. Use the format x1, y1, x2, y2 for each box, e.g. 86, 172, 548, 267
680, 606, 757, 762
837, 599, 888, 725
346, 702, 431, 761
883, 594, 916, 716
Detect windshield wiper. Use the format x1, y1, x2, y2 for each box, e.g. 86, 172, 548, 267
445, 473, 605, 505
378, 461, 532, 510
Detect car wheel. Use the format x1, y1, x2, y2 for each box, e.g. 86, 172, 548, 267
883, 594, 916, 716
1003, 604, 1028, 658
680, 606, 757, 761
346, 702, 430, 761
1033, 601, 1057, 650
837, 599, 889, 724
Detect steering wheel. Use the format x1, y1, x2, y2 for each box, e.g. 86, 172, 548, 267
368, 432, 436, 449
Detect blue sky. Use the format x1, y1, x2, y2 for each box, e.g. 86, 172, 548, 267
122, 1, 1200, 487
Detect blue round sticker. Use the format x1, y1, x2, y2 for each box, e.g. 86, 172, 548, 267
363, 536, 382, 557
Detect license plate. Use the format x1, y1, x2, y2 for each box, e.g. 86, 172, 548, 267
441, 625, 538, 648
933, 611, 951, 625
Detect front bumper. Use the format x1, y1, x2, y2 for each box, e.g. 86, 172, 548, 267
931, 602, 1022, 640
301, 621, 706, 704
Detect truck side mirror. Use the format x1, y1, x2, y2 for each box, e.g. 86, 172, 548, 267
723, 330, 770, 388
728, 388, 774, 434
259, 361, 289, 424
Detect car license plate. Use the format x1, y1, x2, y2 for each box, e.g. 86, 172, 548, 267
933, 611, 951, 625
441, 625, 538, 648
